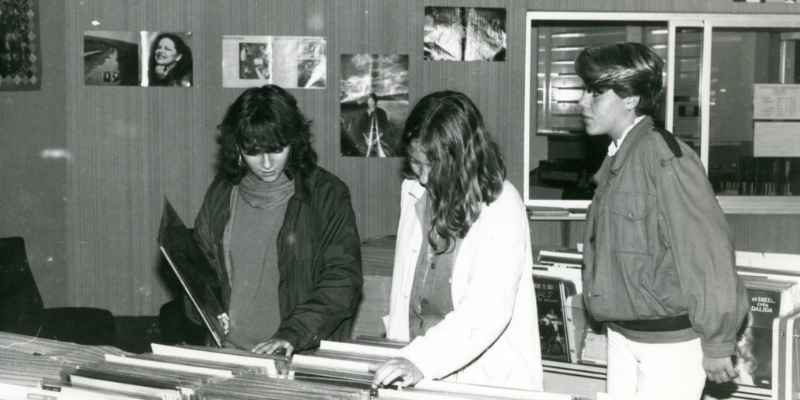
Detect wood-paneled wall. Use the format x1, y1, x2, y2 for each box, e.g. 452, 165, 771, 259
1, 0, 799, 316
62, 0, 527, 315
0, 0, 68, 307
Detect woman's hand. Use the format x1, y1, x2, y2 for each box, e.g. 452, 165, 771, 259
369, 357, 424, 388
251, 339, 294, 357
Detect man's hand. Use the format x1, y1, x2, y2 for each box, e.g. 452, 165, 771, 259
703, 355, 738, 384
369, 357, 424, 388
251, 339, 294, 357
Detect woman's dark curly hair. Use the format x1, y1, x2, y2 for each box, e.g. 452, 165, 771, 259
401, 90, 506, 253
216, 85, 317, 184
148, 33, 193, 86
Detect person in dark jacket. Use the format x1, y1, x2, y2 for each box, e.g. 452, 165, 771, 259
577, 43, 748, 400
188, 84, 363, 356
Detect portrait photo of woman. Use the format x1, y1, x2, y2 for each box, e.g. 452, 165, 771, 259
142, 31, 193, 87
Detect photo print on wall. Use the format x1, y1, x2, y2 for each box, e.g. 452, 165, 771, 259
424, 6, 506, 62
141, 31, 193, 87
84, 31, 140, 86
84, 31, 192, 87
0, 0, 41, 91
222, 35, 326, 89
340, 54, 409, 158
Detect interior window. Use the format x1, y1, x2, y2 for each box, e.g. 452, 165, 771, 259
708, 28, 800, 197
525, 13, 800, 214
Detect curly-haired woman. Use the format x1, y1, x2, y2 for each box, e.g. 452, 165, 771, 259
372, 91, 543, 391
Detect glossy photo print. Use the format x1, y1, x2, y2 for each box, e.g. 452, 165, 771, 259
222, 35, 326, 89
340, 54, 409, 158
424, 6, 506, 62
84, 31, 140, 86
0, 0, 41, 90
140, 31, 193, 87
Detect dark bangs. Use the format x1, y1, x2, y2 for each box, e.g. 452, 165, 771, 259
214, 84, 317, 184
234, 115, 290, 155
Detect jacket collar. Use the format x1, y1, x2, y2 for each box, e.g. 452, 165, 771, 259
290, 168, 315, 204
408, 179, 427, 200
608, 115, 653, 174
592, 116, 653, 185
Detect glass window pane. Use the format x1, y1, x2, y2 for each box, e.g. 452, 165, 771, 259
672, 28, 703, 154
708, 27, 800, 197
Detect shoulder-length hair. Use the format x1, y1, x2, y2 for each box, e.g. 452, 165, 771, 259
216, 84, 317, 184
574, 42, 664, 116
402, 90, 506, 253
147, 33, 193, 86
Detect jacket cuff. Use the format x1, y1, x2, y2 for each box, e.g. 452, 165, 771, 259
400, 342, 435, 380
701, 340, 736, 358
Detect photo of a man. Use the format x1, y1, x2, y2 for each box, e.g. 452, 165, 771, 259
340, 54, 409, 157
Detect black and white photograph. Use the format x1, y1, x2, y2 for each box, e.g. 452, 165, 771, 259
6, 3, 800, 400
297, 37, 326, 88
534, 277, 571, 362
140, 31, 193, 87
424, 6, 506, 62
0, 0, 40, 90
340, 54, 408, 157
222, 35, 325, 89
84, 31, 139, 86
239, 42, 271, 80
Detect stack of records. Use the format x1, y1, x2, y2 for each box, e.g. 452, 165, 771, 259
537, 249, 583, 269
350, 336, 409, 349
55, 343, 290, 399
196, 373, 369, 400
0, 380, 168, 400
526, 206, 570, 219
360, 235, 396, 276
62, 358, 230, 398
150, 343, 286, 376
291, 342, 393, 387
295, 341, 578, 400
0, 331, 128, 387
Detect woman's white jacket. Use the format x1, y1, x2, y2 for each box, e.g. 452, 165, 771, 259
385, 179, 544, 391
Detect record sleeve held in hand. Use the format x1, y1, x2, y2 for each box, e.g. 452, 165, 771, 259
157, 198, 226, 347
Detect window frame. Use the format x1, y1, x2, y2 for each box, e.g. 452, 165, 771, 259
524, 12, 800, 216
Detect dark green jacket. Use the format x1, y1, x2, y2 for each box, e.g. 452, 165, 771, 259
193, 167, 363, 351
